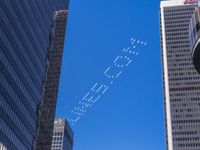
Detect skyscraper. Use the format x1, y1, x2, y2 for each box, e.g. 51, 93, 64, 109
0, 1, 68, 149
189, 6, 200, 74
35, 10, 68, 150
160, 0, 200, 150
51, 118, 74, 150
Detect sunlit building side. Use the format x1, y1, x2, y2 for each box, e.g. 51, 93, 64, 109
51, 118, 74, 150
160, 0, 200, 150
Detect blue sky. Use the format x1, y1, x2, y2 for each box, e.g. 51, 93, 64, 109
56, 0, 165, 150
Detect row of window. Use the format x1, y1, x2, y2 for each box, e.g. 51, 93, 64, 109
172, 119, 200, 124
174, 137, 199, 142
52, 137, 63, 141
178, 143, 200, 148
53, 132, 63, 136
164, 7, 195, 13
173, 131, 197, 135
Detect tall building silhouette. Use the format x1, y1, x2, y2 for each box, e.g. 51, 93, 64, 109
34, 10, 68, 150
160, 0, 200, 150
51, 118, 73, 150
0, 1, 68, 149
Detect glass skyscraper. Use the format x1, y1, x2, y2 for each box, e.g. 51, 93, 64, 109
0, 1, 68, 149
160, 0, 200, 150
51, 118, 73, 150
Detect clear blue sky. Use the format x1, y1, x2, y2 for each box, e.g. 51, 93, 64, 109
56, 0, 165, 150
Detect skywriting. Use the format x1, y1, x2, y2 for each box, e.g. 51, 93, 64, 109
68, 37, 148, 125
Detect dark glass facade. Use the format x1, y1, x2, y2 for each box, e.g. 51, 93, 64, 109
0, 1, 68, 149
51, 118, 73, 150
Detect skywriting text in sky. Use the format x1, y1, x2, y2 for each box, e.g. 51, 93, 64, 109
68, 37, 147, 125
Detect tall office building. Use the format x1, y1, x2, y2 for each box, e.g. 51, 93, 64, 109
51, 118, 74, 150
35, 10, 68, 150
189, 6, 200, 74
0, 1, 69, 150
160, 0, 200, 150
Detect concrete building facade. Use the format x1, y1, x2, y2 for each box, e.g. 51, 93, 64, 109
51, 118, 74, 150
160, 0, 200, 150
